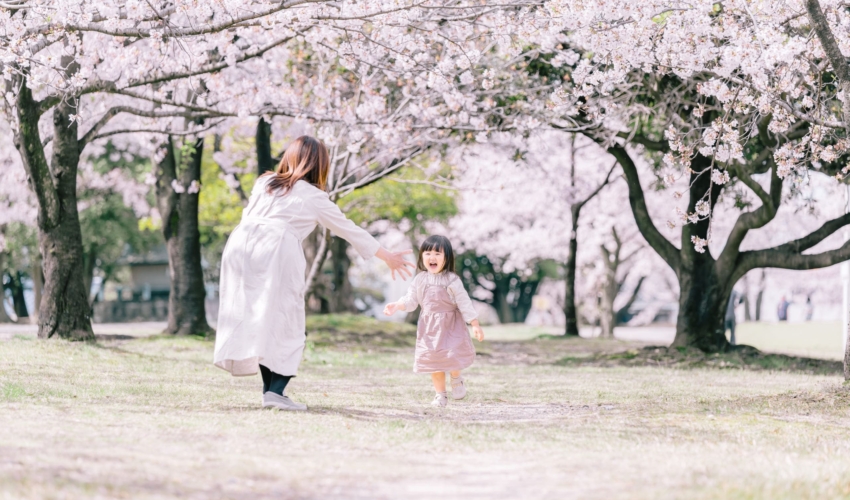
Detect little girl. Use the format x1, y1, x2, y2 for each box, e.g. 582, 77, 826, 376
384, 235, 484, 407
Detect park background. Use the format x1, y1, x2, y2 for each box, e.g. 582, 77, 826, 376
2, 1, 850, 499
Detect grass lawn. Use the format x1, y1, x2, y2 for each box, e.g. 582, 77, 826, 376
1, 315, 849, 499
733, 321, 844, 360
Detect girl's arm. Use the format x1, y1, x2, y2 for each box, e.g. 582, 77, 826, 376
383, 273, 421, 316
448, 277, 484, 341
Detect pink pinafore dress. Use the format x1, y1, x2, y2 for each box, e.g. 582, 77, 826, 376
414, 281, 476, 373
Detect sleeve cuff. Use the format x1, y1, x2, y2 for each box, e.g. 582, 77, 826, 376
355, 238, 382, 260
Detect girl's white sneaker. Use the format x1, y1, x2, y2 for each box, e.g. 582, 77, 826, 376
450, 376, 467, 400
431, 393, 448, 407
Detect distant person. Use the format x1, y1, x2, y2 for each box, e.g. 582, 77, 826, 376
805, 296, 814, 321
384, 235, 485, 408
725, 290, 744, 346
777, 295, 790, 322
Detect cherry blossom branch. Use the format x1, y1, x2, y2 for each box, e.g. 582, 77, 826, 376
606, 143, 681, 271
716, 160, 782, 277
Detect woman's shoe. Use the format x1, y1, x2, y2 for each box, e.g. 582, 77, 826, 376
431, 392, 448, 407
450, 376, 466, 400
262, 392, 307, 411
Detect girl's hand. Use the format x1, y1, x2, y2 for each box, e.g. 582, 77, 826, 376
472, 325, 484, 342
383, 302, 402, 316
375, 247, 416, 281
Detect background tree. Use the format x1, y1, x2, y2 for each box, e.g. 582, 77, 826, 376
492, 1, 850, 355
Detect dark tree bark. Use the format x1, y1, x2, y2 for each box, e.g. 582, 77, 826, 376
458, 253, 541, 324
328, 237, 356, 313
5, 272, 28, 320
0, 253, 14, 323
256, 117, 274, 175
12, 76, 93, 340
563, 205, 582, 335
154, 137, 212, 336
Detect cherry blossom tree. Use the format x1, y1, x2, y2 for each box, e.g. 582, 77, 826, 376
479, 0, 850, 359
450, 131, 622, 326
0, 0, 542, 339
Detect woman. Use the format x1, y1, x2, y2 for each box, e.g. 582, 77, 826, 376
214, 136, 414, 411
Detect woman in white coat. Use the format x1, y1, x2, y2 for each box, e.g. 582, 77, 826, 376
214, 136, 414, 411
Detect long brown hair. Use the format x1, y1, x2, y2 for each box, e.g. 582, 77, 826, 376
263, 135, 329, 195
416, 235, 456, 273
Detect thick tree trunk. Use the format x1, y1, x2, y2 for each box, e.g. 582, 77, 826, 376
493, 288, 514, 324
14, 84, 93, 339
38, 210, 93, 339
671, 155, 729, 352
671, 261, 729, 351
563, 207, 580, 336
31, 254, 43, 319
328, 237, 356, 313
155, 137, 212, 336
256, 117, 274, 175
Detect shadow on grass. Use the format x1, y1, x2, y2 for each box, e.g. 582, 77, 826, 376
555, 345, 843, 375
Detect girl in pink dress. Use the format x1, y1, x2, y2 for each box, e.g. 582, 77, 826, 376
384, 235, 485, 407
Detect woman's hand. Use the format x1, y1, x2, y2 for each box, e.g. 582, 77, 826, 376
375, 247, 416, 281
383, 302, 403, 316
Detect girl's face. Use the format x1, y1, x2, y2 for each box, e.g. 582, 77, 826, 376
422, 249, 446, 274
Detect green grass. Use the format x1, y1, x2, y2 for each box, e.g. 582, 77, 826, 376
732, 321, 844, 360
1, 315, 849, 499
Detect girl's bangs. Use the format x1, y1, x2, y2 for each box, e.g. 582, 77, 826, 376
420, 239, 447, 254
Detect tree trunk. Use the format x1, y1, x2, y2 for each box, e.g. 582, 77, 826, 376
11, 77, 93, 339
671, 255, 730, 351
0, 254, 14, 323
328, 237, 356, 313
493, 285, 514, 324
563, 206, 580, 336
256, 117, 274, 175
598, 246, 618, 338
671, 155, 729, 352
755, 270, 766, 321
6, 272, 28, 320
31, 254, 43, 320
155, 137, 212, 336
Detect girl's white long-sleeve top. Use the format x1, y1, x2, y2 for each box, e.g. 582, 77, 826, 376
398, 271, 479, 323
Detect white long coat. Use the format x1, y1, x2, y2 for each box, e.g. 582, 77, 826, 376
213, 177, 380, 376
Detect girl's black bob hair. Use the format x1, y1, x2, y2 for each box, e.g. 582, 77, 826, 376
416, 235, 455, 274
